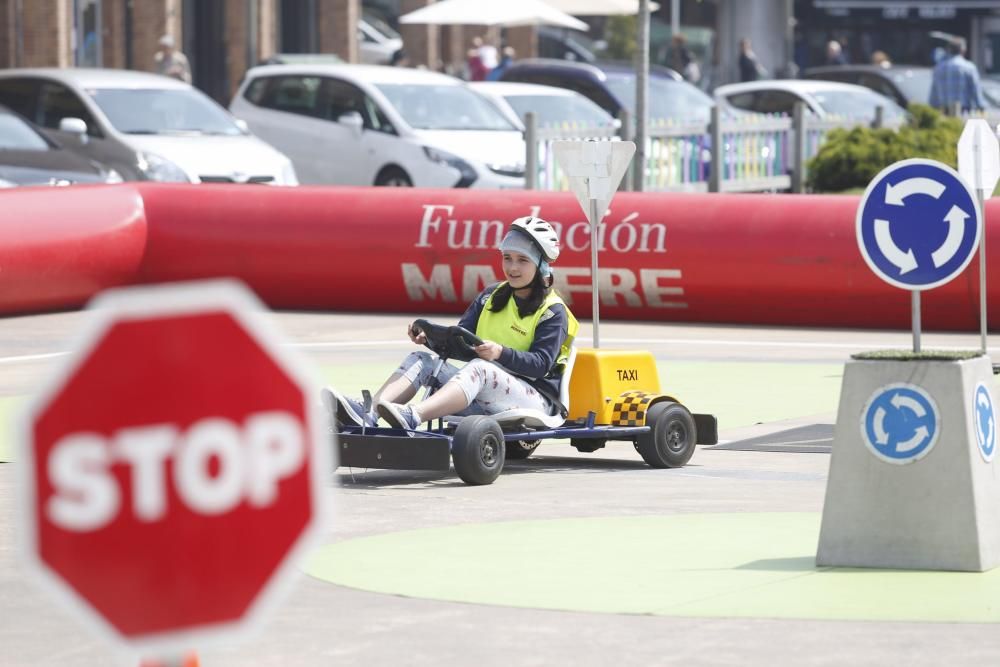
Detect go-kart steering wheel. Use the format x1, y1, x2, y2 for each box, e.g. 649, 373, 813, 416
411, 319, 484, 362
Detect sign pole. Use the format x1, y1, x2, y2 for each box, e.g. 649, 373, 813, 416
978, 188, 987, 353
589, 196, 601, 349
957, 119, 998, 355
912, 291, 921, 353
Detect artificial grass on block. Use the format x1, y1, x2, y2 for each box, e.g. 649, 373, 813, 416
852, 349, 984, 362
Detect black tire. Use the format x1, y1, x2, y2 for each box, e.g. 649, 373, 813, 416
571, 438, 606, 453
635, 402, 697, 468
506, 439, 540, 460
375, 166, 412, 187
452, 416, 505, 485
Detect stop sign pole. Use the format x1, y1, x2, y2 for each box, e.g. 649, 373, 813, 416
17, 279, 330, 658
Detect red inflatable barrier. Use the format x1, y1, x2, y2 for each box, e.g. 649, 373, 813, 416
0, 184, 146, 313
1, 182, 997, 331
134, 183, 999, 331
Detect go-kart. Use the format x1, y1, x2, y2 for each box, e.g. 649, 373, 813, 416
332, 318, 717, 486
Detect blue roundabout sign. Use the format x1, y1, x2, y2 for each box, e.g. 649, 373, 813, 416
857, 158, 981, 290
974, 382, 996, 463
861, 383, 940, 464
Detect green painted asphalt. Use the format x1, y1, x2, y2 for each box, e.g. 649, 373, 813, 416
0, 360, 842, 463
306, 512, 1000, 623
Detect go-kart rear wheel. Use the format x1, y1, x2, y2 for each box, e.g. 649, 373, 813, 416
636, 401, 697, 468
506, 439, 540, 460
452, 416, 505, 485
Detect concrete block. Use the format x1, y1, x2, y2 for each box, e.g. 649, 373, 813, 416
817, 356, 1000, 571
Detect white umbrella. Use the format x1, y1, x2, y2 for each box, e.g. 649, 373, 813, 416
542, 0, 659, 15
399, 0, 589, 31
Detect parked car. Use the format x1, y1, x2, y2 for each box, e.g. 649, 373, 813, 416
230, 64, 525, 188
358, 11, 403, 65
801, 65, 933, 109
982, 74, 1000, 108
468, 81, 618, 130
0, 104, 121, 187
498, 58, 713, 123
714, 80, 908, 124
536, 25, 605, 63
0, 68, 298, 184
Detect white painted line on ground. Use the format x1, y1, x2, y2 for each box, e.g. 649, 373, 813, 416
3, 338, 996, 364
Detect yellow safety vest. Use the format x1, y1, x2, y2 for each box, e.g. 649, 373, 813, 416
476, 283, 579, 372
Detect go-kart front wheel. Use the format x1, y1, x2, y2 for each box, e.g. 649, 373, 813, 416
636, 401, 697, 468
452, 416, 505, 485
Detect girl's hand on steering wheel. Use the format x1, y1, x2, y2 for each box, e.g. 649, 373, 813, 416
408, 323, 427, 346
474, 340, 503, 361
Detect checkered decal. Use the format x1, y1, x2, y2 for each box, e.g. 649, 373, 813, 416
611, 391, 658, 426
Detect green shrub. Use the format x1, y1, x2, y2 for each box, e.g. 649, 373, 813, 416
806, 104, 963, 193
604, 15, 636, 61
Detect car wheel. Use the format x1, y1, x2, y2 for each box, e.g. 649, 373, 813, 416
635, 402, 696, 468
452, 416, 505, 485
375, 167, 412, 187
506, 439, 540, 460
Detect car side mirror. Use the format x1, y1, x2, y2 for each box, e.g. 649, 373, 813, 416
59, 117, 88, 144
234, 118, 250, 134
338, 111, 364, 137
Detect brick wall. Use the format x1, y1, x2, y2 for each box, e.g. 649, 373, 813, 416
101, 0, 124, 69
131, 0, 173, 73
19, 0, 71, 67
0, 0, 13, 68
317, 0, 357, 62
399, 0, 436, 69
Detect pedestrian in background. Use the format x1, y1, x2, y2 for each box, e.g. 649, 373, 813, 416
467, 37, 489, 81
669, 34, 701, 84
390, 48, 410, 67
871, 50, 891, 68
154, 34, 192, 83
486, 46, 516, 81
929, 37, 986, 113
825, 40, 847, 66
738, 38, 764, 82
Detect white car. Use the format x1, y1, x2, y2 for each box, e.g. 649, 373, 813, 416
468, 81, 618, 130
714, 79, 908, 124
230, 64, 526, 188
0, 68, 298, 184
358, 12, 403, 65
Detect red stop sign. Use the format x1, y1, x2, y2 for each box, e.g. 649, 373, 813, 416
19, 281, 327, 652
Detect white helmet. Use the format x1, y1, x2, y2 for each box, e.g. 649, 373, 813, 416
510, 216, 560, 263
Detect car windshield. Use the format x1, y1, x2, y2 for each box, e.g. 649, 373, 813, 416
603, 73, 714, 122
812, 89, 908, 121
981, 76, 1000, 107
0, 112, 50, 150
88, 88, 243, 135
889, 69, 932, 104
376, 83, 517, 131
504, 93, 615, 127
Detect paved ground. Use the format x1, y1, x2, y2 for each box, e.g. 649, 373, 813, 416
3, 310, 1000, 666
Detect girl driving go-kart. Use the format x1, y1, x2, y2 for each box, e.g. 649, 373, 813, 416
323, 216, 579, 432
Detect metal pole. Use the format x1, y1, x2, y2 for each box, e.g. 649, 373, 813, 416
589, 197, 601, 349
635, 0, 649, 193
708, 104, 721, 193
979, 189, 988, 354
671, 0, 680, 36
525, 112, 537, 190
912, 291, 922, 353
792, 101, 806, 193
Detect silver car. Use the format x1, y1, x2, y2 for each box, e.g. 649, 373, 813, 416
0, 68, 298, 184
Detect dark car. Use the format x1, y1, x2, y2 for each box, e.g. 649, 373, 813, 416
0, 104, 118, 187
801, 65, 934, 109
499, 58, 714, 123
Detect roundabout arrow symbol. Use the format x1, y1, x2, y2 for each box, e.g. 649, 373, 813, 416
977, 392, 994, 447
885, 177, 946, 205
873, 406, 889, 445
931, 205, 969, 268
875, 219, 917, 274
897, 425, 930, 453
891, 392, 926, 416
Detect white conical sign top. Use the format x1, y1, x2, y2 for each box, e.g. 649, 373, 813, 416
958, 119, 1000, 198
552, 140, 636, 226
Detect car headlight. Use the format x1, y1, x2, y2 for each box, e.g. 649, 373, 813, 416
280, 160, 299, 186
136, 151, 190, 183
486, 161, 525, 178
422, 146, 477, 188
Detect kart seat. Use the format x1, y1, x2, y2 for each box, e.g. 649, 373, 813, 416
446, 346, 577, 430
